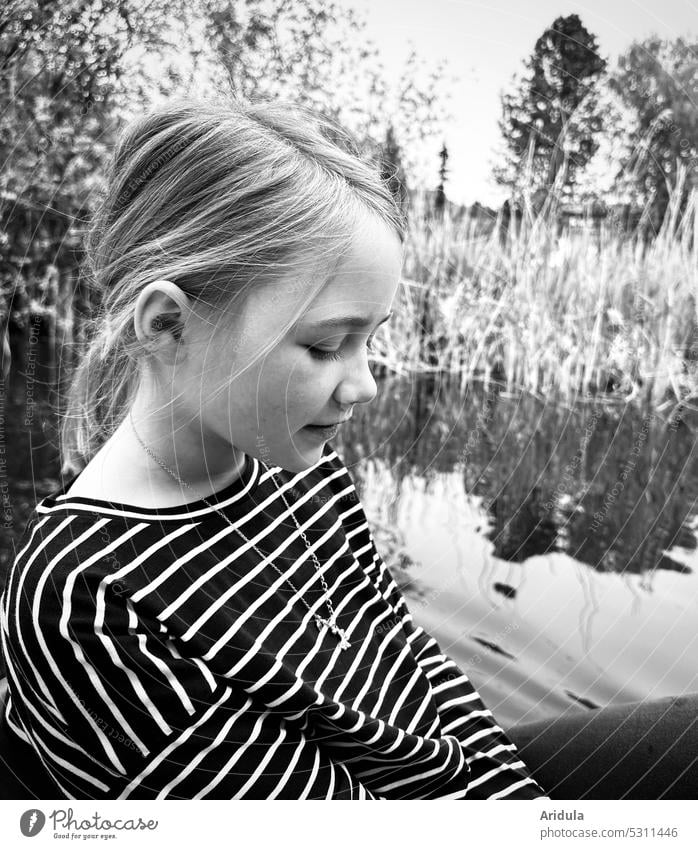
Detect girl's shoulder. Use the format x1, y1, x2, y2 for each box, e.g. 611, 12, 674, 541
9, 442, 358, 573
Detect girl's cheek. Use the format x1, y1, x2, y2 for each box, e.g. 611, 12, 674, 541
287, 349, 320, 382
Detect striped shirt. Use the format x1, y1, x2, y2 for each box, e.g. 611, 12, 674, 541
0, 443, 547, 799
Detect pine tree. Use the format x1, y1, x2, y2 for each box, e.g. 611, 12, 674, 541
609, 36, 698, 233
379, 122, 409, 214
434, 142, 449, 217
494, 14, 606, 201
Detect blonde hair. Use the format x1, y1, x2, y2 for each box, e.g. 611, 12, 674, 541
60, 96, 406, 476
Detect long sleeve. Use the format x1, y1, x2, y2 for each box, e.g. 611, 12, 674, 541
370, 555, 548, 799
2, 563, 380, 800
5, 456, 546, 801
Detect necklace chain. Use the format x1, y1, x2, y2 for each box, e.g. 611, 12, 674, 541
128, 413, 350, 650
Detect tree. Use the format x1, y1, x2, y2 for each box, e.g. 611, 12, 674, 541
377, 123, 409, 214
0, 0, 188, 340
494, 14, 607, 201
198, 1, 452, 185
434, 142, 449, 217
608, 36, 698, 232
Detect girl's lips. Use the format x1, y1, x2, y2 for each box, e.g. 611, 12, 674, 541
303, 422, 340, 439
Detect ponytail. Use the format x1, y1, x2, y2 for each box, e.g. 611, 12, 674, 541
60, 310, 139, 476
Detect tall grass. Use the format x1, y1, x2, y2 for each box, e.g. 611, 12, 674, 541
375, 169, 698, 417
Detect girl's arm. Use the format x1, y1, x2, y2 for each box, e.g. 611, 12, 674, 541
370, 554, 548, 799
4, 569, 381, 800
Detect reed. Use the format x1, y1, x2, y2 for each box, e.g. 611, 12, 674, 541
375, 169, 698, 417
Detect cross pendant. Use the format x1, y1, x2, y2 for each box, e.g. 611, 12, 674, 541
314, 614, 351, 650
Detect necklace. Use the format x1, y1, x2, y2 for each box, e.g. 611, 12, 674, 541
128, 413, 351, 650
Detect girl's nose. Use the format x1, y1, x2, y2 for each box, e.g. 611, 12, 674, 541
334, 352, 377, 408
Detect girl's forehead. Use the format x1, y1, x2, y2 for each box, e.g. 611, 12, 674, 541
211, 222, 401, 339
299, 248, 402, 320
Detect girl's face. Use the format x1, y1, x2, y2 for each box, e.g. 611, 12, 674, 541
190, 213, 403, 473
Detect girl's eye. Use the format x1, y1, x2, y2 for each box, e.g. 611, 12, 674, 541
308, 347, 342, 361
308, 337, 375, 362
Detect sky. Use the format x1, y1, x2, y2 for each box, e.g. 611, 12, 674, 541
342, 0, 697, 206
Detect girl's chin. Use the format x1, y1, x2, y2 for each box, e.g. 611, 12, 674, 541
262, 441, 324, 474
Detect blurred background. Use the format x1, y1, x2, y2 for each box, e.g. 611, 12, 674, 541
1, 0, 697, 728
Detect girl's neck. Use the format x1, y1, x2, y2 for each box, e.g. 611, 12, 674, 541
66, 410, 246, 508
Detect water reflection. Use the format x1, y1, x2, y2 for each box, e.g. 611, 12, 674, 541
335, 373, 698, 725
339, 373, 698, 577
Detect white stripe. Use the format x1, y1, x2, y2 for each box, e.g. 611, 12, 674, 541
359, 736, 440, 781
267, 736, 307, 800
438, 691, 480, 712
404, 688, 437, 734
370, 642, 415, 717
323, 590, 401, 707
1, 648, 120, 770
487, 776, 538, 799
411, 648, 443, 669
30, 728, 112, 792
190, 657, 217, 693
136, 633, 196, 714
4, 515, 53, 601
467, 759, 527, 791
436, 786, 469, 799
431, 673, 472, 695
297, 745, 321, 799
0, 696, 78, 798
197, 708, 273, 799
55, 523, 153, 760
148, 469, 353, 619
465, 742, 517, 764
349, 628, 412, 713
387, 668, 422, 725
234, 726, 288, 799
441, 708, 493, 735
219, 530, 356, 674
161, 638, 217, 693
246, 574, 354, 693
459, 725, 503, 748
422, 715, 441, 739
357, 732, 425, 769
110, 523, 207, 603
284, 691, 325, 723
118, 687, 235, 799
48, 458, 261, 521
25, 520, 135, 773
322, 749, 335, 799
338, 760, 360, 799
13, 515, 78, 715
189, 492, 357, 649
375, 749, 459, 795
3, 706, 30, 742
311, 594, 403, 698
160, 705, 279, 800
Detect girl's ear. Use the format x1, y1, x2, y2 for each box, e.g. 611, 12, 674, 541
134, 280, 193, 345
150, 313, 184, 342
134, 280, 194, 365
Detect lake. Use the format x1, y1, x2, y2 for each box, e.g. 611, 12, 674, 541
335, 371, 698, 729
1, 350, 697, 731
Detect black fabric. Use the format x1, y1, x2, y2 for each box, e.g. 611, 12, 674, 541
508, 694, 698, 800
0, 713, 64, 799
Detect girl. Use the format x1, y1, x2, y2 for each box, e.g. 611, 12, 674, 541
1, 97, 696, 803
0, 95, 549, 801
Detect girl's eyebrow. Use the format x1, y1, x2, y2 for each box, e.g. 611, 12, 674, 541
298, 310, 393, 332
